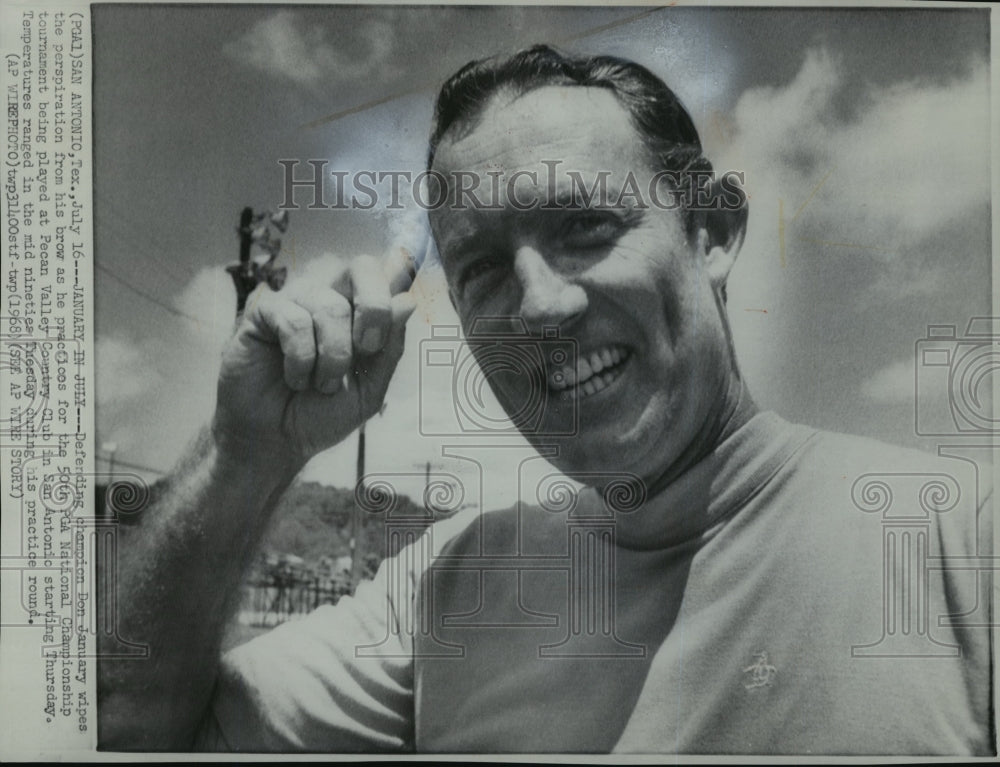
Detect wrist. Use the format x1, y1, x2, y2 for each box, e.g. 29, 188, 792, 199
209, 419, 305, 492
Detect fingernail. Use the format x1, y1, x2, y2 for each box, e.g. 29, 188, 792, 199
361, 327, 383, 352
319, 378, 341, 395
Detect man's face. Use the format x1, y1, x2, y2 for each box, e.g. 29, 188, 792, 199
429, 86, 738, 486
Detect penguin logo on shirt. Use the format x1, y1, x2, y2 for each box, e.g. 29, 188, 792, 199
743, 651, 777, 690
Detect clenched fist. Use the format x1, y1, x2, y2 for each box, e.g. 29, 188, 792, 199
212, 245, 420, 466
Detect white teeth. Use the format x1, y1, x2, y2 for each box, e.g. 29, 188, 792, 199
549, 345, 629, 395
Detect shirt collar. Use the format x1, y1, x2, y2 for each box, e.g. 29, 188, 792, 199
580, 411, 816, 551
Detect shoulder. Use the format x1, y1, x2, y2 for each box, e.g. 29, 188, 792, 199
425, 503, 565, 559
774, 419, 992, 556
793, 424, 990, 499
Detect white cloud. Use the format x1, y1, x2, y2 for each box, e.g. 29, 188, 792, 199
860, 359, 916, 405
718, 49, 989, 263
223, 10, 397, 89
96, 336, 160, 407
171, 266, 240, 353
96, 267, 240, 473
718, 50, 989, 418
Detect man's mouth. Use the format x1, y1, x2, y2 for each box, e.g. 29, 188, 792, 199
548, 345, 631, 398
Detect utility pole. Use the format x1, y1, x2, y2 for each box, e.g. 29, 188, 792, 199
351, 402, 390, 590
424, 460, 431, 510
349, 421, 366, 591
102, 442, 118, 478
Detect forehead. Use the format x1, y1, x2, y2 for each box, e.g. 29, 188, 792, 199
431, 85, 649, 178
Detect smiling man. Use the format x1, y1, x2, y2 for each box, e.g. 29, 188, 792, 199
98, 46, 993, 756
428, 73, 747, 505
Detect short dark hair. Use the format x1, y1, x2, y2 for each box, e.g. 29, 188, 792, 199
428, 44, 710, 179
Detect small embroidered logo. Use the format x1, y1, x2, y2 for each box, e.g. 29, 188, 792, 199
743, 651, 777, 690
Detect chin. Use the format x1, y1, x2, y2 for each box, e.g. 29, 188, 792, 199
529, 432, 638, 481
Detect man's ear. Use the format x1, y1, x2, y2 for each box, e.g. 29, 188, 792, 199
699, 196, 748, 292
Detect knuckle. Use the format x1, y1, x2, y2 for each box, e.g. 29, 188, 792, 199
318, 338, 352, 366
320, 293, 353, 321
355, 298, 392, 322
300, 287, 351, 321
352, 253, 380, 272
285, 318, 314, 340
281, 305, 314, 336
351, 254, 390, 292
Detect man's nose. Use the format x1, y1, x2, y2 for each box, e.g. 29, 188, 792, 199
513, 246, 588, 329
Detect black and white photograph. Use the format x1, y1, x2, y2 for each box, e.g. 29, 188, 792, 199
1, 1, 996, 759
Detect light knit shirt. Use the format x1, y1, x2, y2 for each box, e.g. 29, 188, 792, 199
199, 412, 994, 754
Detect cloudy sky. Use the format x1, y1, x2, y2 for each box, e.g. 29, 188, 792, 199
92, 5, 992, 506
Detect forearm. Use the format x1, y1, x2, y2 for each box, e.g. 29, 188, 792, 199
98, 425, 303, 750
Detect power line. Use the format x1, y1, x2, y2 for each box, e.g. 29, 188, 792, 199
302, 89, 425, 131
95, 261, 202, 324
113, 457, 166, 475
561, 6, 664, 43
99, 455, 167, 476
97, 204, 194, 288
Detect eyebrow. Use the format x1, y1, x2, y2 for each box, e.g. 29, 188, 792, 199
547, 174, 656, 211
548, 187, 615, 209
439, 180, 643, 255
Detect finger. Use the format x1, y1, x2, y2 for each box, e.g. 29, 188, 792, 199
387, 291, 417, 346
296, 289, 353, 394
355, 293, 417, 417
383, 221, 430, 295
349, 254, 393, 355
251, 289, 317, 391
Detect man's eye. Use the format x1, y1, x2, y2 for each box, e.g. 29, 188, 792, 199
560, 213, 622, 247
459, 256, 505, 291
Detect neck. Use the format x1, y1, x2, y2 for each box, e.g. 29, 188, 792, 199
645, 375, 758, 499
608, 376, 760, 551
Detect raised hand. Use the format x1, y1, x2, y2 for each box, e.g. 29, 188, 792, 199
213, 244, 421, 466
